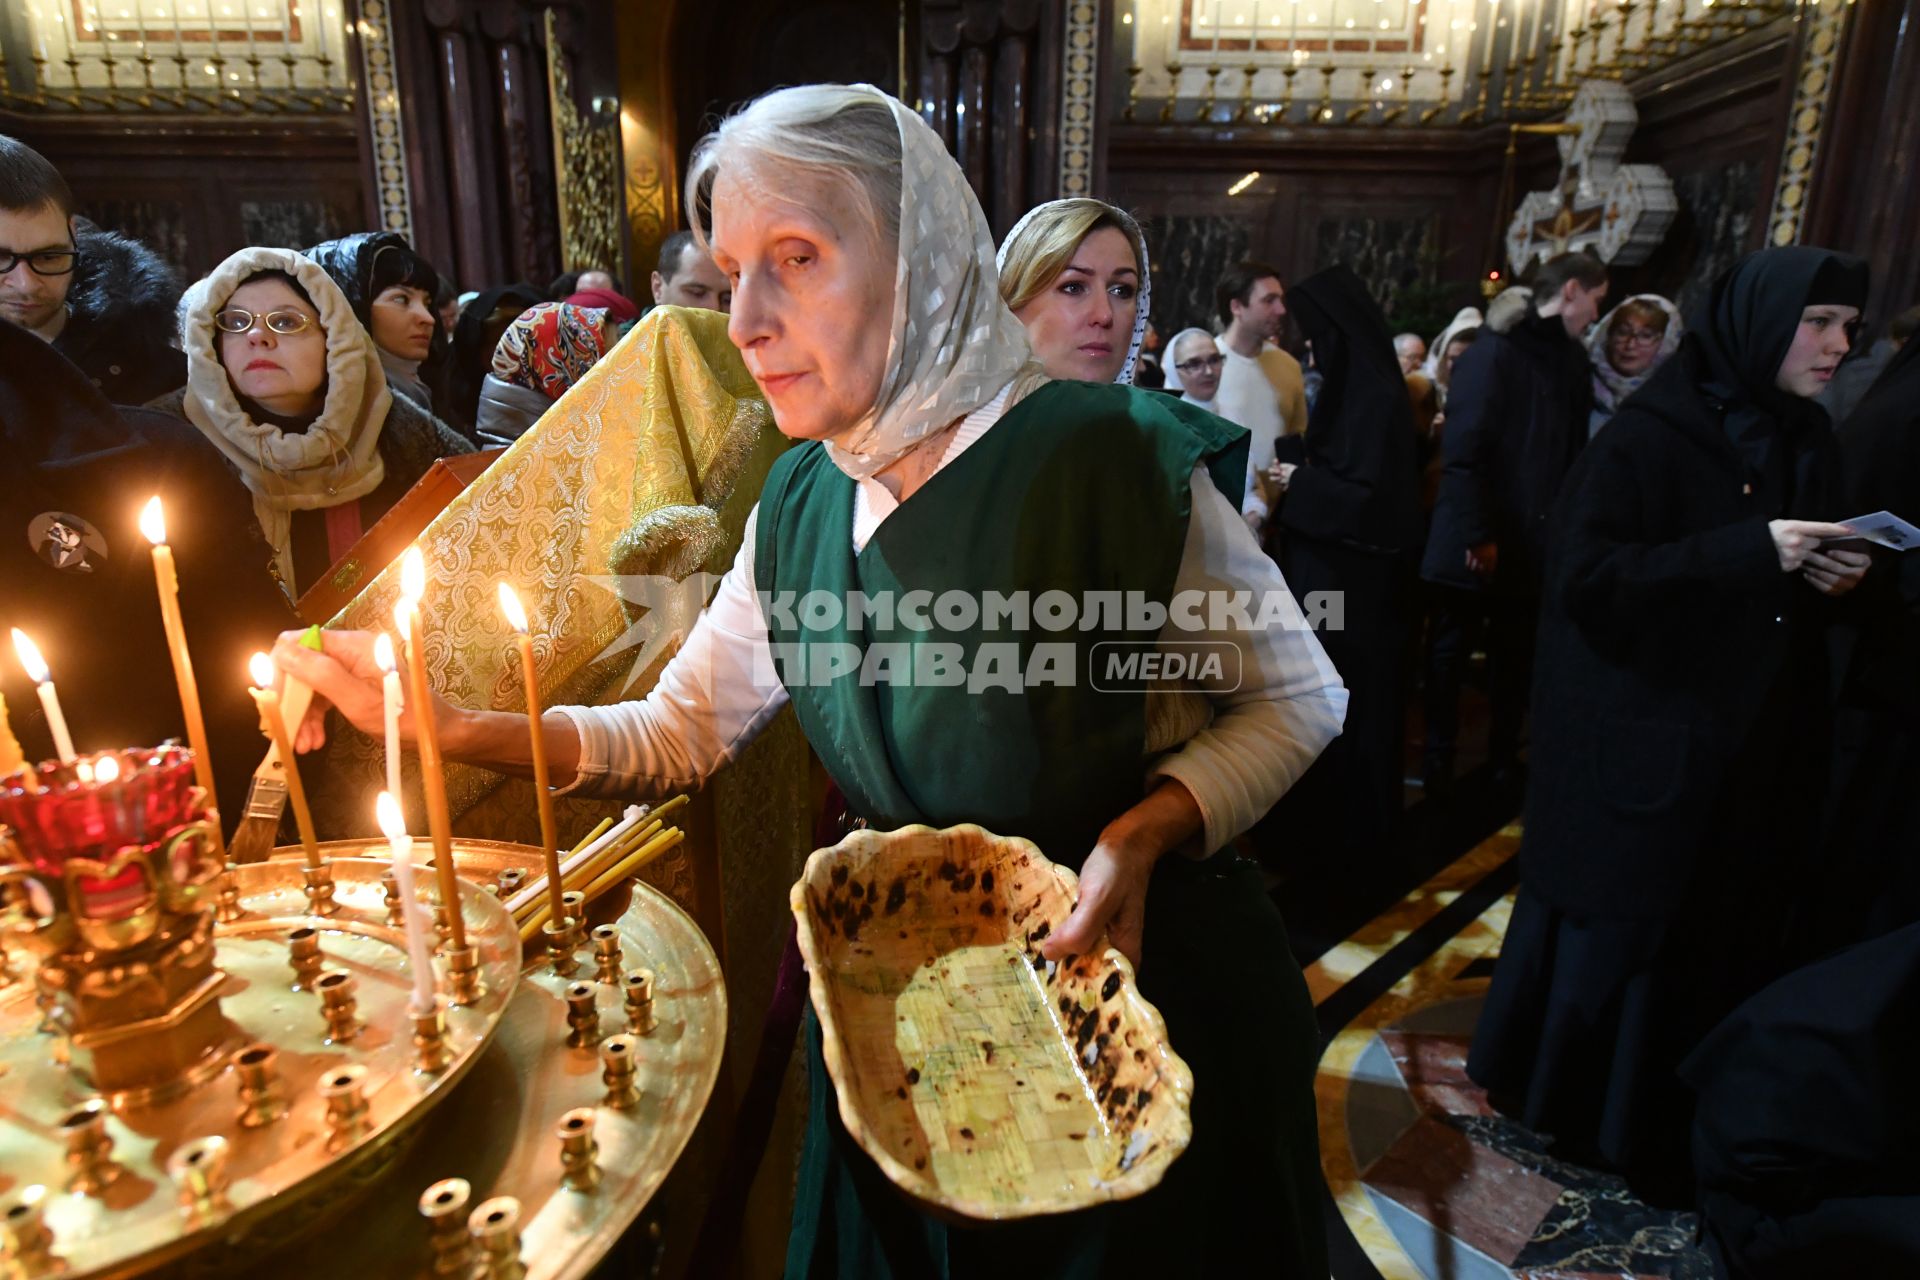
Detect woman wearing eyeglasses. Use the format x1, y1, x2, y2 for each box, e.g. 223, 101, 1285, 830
1161, 327, 1225, 410
1587, 294, 1683, 436
146, 247, 473, 604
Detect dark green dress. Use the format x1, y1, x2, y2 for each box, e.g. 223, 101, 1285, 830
757, 382, 1328, 1279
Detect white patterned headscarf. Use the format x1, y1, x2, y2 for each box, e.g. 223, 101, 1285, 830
997, 199, 1154, 385
812, 86, 1033, 479
1588, 293, 1684, 424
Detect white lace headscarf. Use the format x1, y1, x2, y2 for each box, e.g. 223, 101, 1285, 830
688, 84, 1031, 480
997, 198, 1153, 384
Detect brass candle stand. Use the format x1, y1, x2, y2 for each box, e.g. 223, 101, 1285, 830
1420, 66, 1457, 126
1200, 62, 1226, 122
0, 803, 726, 1279
1346, 65, 1378, 124
1233, 57, 1260, 122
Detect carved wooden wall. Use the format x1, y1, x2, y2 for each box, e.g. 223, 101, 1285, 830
918, 0, 1065, 237
1104, 22, 1797, 337
1801, 0, 1920, 323
2, 114, 366, 281
383, 0, 582, 292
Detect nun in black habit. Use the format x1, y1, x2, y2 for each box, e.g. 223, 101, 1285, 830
1814, 335, 1920, 953
1263, 264, 1422, 853
1467, 248, 1873, 1203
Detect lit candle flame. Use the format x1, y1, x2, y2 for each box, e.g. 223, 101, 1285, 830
400, 546, 426, 600
393, 600, 412, 641
376, 789, 406, 839
11, 628, 50, 684
248, 651, 276, 691
95, 755, 121, 783
76, 759, 94, 784
374, 632, 395, 673
497, 582, 529, 634
139, 495, 167, 545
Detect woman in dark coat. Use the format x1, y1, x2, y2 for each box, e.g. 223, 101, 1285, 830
1467, 247, 1873, 1204
1814, 333, 1920, 951
305, 231, 452, 424
1266, 264, 1422, 852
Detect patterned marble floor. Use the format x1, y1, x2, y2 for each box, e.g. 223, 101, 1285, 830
1306, 825, 1714, 1280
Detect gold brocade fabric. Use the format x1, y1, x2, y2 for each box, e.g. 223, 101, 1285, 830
305, 307, 787, 874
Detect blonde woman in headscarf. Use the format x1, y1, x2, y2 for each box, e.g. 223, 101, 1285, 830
149, 246, 474, 604
273, 84, 1344, 1279
997, 196, 1151, 385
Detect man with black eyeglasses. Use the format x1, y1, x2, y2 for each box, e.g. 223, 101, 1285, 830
1, 135, 186, 404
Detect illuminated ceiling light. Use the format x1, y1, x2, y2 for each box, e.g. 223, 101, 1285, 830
1227, 170, 1261, 196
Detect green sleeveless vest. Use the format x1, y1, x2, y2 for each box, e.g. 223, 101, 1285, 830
754, 380, 1247, 862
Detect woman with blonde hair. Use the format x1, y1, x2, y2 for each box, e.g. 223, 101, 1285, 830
997, 196, 1151, 384
1587, 293, 1683, 434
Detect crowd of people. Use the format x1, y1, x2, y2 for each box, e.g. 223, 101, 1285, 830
7, 90, 1920, 1276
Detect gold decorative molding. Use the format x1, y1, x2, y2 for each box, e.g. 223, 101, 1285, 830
544, 7, 623, 274
1059, 0, 1099, 197
1766, 1, 1852, 248
356, 0, 415, 239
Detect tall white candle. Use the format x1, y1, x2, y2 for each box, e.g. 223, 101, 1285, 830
378, 790, 436, 1016
11, 628, 74, 764
375, 630, 403, 801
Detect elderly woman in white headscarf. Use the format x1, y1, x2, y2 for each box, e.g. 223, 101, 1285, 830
997, 196, 1152, 385
273, 84, 1344, 1280
148, 246, 473, 603
1161, 325, 1225, 410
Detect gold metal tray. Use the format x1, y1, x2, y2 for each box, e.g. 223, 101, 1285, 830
0, 855, 519, 1279
792, 824, 1193, 1221
244, 839, 728, 1279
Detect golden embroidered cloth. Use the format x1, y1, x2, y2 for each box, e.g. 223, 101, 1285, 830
305, 306, 795, 881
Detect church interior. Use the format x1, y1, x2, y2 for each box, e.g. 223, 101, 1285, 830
2, 1, 1918, 1278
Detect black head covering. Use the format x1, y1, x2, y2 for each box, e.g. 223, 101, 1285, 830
1280, 264, 1423, 554
304, 232, 440, 329
303, 232, 450, 380
1689, 246, 1869, 417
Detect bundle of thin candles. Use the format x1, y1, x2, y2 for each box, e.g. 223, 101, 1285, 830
510, 794, 690, 943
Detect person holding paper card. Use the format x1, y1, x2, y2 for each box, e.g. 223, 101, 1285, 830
1468, 246, 1873, 1206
